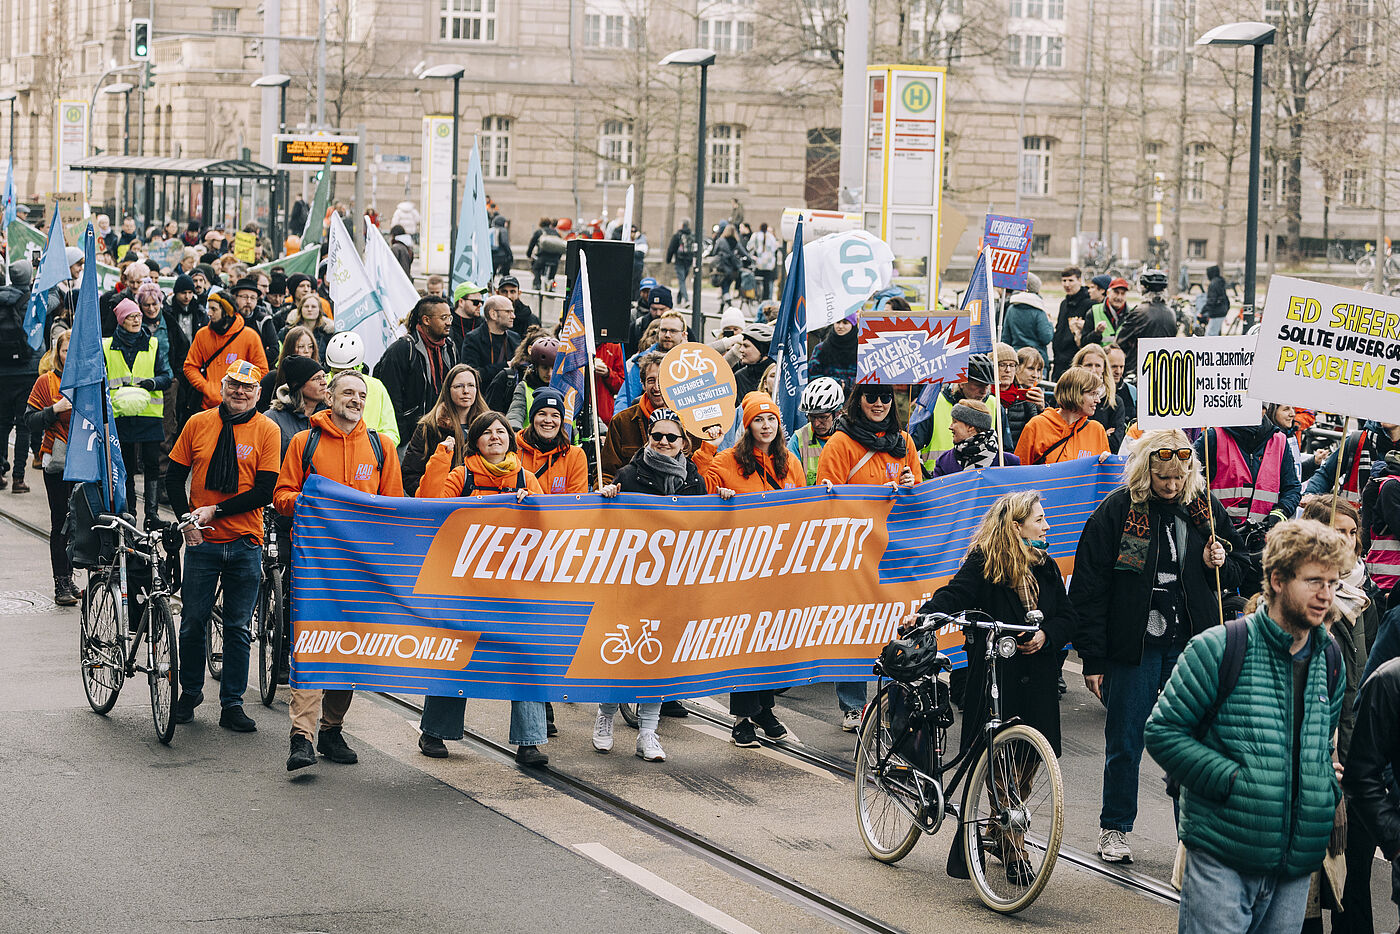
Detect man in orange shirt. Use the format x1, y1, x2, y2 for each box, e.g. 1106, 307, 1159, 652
183, 292, 269, 410
275, 369, 403, 772
167, 360, 282, 733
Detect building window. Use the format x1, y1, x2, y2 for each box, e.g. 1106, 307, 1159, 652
584, 11, 635, 49
598, 120, 633, 183
481, 116, 510, 179
700, 17, 755, 53
1188, 238, 1208, 259
708, 125, 743, 186
439, 0, 497, 42
1150, 0, 1195, 72
1007, 33, 1062, 68
1010, 0, 1062, 19
1340, 0, 1373, 64
211, 7, 238, 32
1186, 143, 1207, 202
1019, 136, 1052, 197
1342, 167, 1369, 207
1032, 233, 1051, 255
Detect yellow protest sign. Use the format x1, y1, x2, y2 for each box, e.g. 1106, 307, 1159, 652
233, 230, 257, 263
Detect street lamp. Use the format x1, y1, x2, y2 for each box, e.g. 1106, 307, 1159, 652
660, 47, 716, 338
1197, 21, 1276, 330
0, 92, 15, 168
420, 64, 465, 285
103, 82, 136, 219
251, 73, 293, 136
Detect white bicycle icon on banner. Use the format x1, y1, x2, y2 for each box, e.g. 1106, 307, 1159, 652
668, 348, 717, 383
600, 620, 664, 665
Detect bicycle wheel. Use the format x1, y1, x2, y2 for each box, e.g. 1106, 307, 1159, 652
206, 584, 224, 681
257, 569, 285, 707
962, 723, 1064, 913
1356, 254, 1376, 277
854, 683, 923, 863
147, 595, 178, 745
79, 575, 125, 714
619, 703, 640, 728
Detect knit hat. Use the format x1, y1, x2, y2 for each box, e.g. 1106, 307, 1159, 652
286, 273, 314, 296
7, 261, 31, 288
712, 306, 745, 337
1024, 271, 1042, 295
173, 273, 196, 294
650, 285, 673, 308
114, 298, 141, 326
279, 354, 324, 395
741, 391, 779, 427
648, 408, 682, 430
950, 399, 992, 432
65, 246, 84, 266
741, 322, 774, 355
1090, 274, 1112, 291
529, 387, 566, 421
135, 281, 164, 306
268, 270, 288, 296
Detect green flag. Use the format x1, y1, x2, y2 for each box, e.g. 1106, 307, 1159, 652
301, 153, 334, 246
253, 245, 319, 278
9, 218, 119, 287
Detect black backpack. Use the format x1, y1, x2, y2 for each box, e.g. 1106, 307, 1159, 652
676, 230, 696, 260
0, 287, 33, 367
301, 425, 384, 477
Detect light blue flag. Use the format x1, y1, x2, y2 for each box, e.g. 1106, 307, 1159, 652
62, 224, 126, 510
771, 217, 808, 434
450, 140, 492, 292
2, 160, 14, 228
23, 210, 70, 350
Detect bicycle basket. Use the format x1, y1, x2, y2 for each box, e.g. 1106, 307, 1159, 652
65, 482, 118, 570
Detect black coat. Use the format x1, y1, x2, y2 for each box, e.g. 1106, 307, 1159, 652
1051, 287, 1093, 378
1069, 487, 1249, 675
456, 324, 519, 395
923, 549, 1076, 756
373, 332, 460, 445
1342, 657, 1400, 866
613, 447, 708, 496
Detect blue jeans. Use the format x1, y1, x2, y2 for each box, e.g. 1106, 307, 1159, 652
599, 702, 660, 731
837, 681, 868, 714
178, 538, 262, 709
1206, 316, 1225, 336
420, 695, 548, 747
1178, 847, 1310, 934
674, 262, 691, 304
1101, 640, 1182, 832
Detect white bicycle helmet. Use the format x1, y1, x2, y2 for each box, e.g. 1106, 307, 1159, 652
801, 376, 846, 414
325, 331, 364, 371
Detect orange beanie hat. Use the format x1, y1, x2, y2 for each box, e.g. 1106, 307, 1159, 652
741, 391, 778, 427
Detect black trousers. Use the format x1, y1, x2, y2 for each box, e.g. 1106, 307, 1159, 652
729, 690, 775, 719
42, 471, 74, 578
119, 437, 162, 520
0, 375, 32, 481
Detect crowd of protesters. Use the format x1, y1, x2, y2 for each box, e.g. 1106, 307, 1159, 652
5, 208, 1400, 934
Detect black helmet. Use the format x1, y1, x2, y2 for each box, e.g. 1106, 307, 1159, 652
1140, 269, 1169, 292
877, 627, 950, 683
965, 353, 996, 386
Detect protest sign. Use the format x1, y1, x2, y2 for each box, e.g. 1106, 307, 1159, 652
982, 214, 1034, 291
659, 342, 737, 439
290, 458, 1125, 700
233, 230, 257, 263
803, 231, 895, 330
856, 315, 972, 385
1250, 276, 1400, 424
1136, 336, 1262, 430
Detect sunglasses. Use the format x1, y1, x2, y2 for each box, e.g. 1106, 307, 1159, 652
649, 431, 682, 443
861, 390, 895, 404
1152, 448, 1193, 462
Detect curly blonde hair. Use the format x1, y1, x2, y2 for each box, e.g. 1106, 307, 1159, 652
1124, 428, 1206, 505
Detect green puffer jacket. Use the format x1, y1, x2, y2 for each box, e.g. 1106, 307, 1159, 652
1143, 608, 1344, 878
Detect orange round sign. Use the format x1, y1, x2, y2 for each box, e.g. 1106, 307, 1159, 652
658, 342, 738, 440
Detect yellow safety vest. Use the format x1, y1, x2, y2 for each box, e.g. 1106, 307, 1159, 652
102, 337, 164, 419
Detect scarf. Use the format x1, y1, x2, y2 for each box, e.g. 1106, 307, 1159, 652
1013, 548, 1044, 614
523, 426, 565, 453
832, 414, 907, 457
477, 453, 520, 480
207, 403, 258, 494
417, 325, 447, 389
953, 430, 999, 470
641, 445, 688, 494
111, 326, 150, 369
210, 312, 236, 335
1115, 494, 1215, 573
820, 325, 858, 368
1334, 558, 1370, 624
1000, 385, 1031, 404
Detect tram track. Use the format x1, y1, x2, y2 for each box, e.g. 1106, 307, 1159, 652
2, 500, 1178, 918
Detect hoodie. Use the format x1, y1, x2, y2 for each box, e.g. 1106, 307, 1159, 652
274, 409, 404, 515
1013, 406, 1111, 465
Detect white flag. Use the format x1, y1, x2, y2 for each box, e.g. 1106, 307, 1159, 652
363, 217, 416, 339
327, 213, 394, 370
802, 230, 895, 330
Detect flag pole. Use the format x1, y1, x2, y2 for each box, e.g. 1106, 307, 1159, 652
1329, 415, 1352, 527
577, 252, 605, 491
985, 245, 1004, 466
1205, 426, 1223, 627
585, 349, 605, 491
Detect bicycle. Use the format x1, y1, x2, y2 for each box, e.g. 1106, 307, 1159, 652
600, 620, 664, 665
855, 609, 1064, 914
254, 512, 288, 707
80, 512, 204, 744
667, 347, 718, 383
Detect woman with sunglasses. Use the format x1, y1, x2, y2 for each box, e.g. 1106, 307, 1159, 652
1068, 429, 1247, 866
593, 408, 708, 762
1013, 366, 1112, 466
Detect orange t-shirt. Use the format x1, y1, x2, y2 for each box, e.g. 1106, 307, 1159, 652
815, 429, 922, 486
26, 372, 70, 455
169, 407, 282, 543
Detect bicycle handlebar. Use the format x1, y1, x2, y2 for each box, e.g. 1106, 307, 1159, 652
95, 512, 206, 540
911, 610, 1041, 636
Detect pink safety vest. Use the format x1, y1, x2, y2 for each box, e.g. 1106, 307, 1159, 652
1366, 475, 1400, 592
1211, 429, 1285, 525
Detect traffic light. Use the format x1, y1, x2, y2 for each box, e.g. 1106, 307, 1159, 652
130, 18, 151, 62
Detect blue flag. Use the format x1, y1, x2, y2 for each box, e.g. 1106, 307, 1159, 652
771, 217, 807, 434
62, 224, 126, 511
450, 140, 492, 292
1, 160, 14, 229
550, 251, 597, 441
23, 209, 70, 350
909, 249, 996, 437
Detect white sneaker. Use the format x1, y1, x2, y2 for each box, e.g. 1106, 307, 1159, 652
841, 709, 862, 733
1098, 828, 1132, 863
592, 709, 615, 753
635, 729, 667, 761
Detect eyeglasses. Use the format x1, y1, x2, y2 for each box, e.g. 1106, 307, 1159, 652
465, 298, 482, 306
224, 383, 256, 395
649, 431, 682, 443
1151, 448, 1193, 462
1298, 577, 1341, 593
861, 390, 894, 404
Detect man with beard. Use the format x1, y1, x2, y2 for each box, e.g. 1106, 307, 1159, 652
1146, 519, 1350, 934
789, 377, 845, 485
275, 370, 403, 771
1083, 277, 1131, 348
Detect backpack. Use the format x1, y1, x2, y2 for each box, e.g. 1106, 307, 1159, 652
301, 425, 385, 477
676, 230, 696, 261
537, 232, 566, 257
0, 287, 33, 367
1164, 616, 1342, 798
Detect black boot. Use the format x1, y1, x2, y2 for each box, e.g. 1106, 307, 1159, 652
316, 726, 358, 764
54, 576, 80, 607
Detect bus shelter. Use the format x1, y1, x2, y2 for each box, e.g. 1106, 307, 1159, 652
66, 155, 288, 252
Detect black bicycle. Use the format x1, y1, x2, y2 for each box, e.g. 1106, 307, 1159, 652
854, 609, 1063, 913
80, 512, 203, 744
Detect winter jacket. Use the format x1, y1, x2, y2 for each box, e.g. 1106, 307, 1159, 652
1051, 287, 1094, 378
930, 448, 1020, 476
1013, 407, 1110, 465
703, 446, 806, 494
600, 398, 710, 483
1144, 608, 1345, 878
183, 314, 270, 409
1091, 393, 1128, 453
1000, 396, 1042, 449
815, 427, 922, 486
1202, 267, 1230, 319
517, 430, 589, 494
417, 445, 544, 498
1069, 487, 1249, 674
506, 370, 551, 430
455, 324, 518, 395
924, 549, 1075, 755
1343, 658, 1400, 867
808, 332, 858, 395
400, 418, 465, 496
1000, 298, 1054, 366
612, 446, 708, 497
0, 282, 37, 377
390, 238, 414, 277
592, 341, 625, 424
1304, 422, 1400, 501
733, 354, 775, 399
374, 331, 460, 444
713, 234, 747, 276
274, 409, 404, 516
1116, 295, 1176, 375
